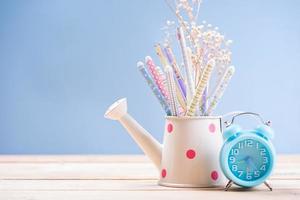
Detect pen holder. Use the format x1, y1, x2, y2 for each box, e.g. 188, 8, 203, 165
159, 116, 226, 187
104, 99, 226, 188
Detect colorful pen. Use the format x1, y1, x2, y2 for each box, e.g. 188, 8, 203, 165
137, 61, 172, 115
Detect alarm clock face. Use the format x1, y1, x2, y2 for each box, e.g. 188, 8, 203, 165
221, 134, 275, 187
228, 138, 271, 181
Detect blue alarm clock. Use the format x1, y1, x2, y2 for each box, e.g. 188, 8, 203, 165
220, 112, 276, 191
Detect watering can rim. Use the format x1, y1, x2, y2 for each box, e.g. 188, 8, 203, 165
165, 115, 222, 120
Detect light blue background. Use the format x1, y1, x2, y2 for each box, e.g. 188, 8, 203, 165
0, 0, 299, 154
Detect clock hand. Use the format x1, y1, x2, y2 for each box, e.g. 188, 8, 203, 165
246, 157, 258, 171
237, 156, 248, 163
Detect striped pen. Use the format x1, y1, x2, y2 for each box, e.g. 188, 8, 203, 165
186, 59, 215, 116
165, 65, 179, 116
206, 66, 235, 115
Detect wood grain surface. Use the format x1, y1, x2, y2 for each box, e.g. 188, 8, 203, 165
0, 155, 299, 199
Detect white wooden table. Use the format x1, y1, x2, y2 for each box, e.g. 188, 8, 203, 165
0, 155, 299, 199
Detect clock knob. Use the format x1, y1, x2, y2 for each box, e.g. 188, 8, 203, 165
223, 124, 241, 141
255, 125, 274, 140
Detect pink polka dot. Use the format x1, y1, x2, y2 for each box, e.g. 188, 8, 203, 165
209, 123, 216, 133
167, 123, 173, 133
211, 171, 219, 181
186, 149, 196, 159
161, 169, 167, 178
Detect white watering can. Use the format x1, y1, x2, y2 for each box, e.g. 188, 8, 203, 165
104, 98, 226, 187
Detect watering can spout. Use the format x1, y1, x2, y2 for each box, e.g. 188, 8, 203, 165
104, 98, 162, 169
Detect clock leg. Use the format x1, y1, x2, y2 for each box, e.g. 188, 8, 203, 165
224, 180, 233, 191
264, 181, 273, 191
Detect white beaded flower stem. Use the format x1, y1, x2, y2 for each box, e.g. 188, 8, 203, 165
186, 59, 215, 116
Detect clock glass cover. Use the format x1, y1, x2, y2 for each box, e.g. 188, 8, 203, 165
227, 138, 271, 181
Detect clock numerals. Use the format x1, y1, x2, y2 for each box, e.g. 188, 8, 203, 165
246, 172, 252, 180
228, 139, 271, 182
263, 157, 268, 164
237, 170, 243, 177
254, 170, 260, 178
260, 148, 266, 156
230, 149, 239, 155
229, 156, 236, 163
237, 140, 253, 149
232, 165, 238, 171
238, 142, 243, 149
245, 140, 253, 147
260, 164, 266, 171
